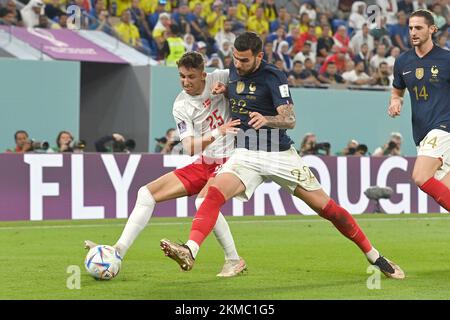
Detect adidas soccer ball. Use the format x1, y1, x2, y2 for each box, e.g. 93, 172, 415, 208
84, 245, 122, 280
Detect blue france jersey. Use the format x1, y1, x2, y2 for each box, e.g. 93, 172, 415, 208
393, 45, 450, 145
228, 60, 294, 151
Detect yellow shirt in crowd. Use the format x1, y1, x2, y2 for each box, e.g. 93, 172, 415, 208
247, 16, 269, 36
115, 22, 141, 46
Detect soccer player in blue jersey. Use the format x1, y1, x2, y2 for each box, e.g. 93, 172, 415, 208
161, 32, 405, 279
388, 10, 450, 212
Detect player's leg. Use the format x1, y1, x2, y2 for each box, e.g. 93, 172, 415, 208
85, 172, 188, 258
196, 178, 247, 277
413, 156, 450, 211
292, 186, 404, 279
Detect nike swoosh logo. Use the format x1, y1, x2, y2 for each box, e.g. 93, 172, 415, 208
402, 71, 412, 75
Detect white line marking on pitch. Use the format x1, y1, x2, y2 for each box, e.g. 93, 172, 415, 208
0, 216, 449, 231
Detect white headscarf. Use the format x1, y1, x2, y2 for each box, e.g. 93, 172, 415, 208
183, 33, 195, 52
21, 0, 45, 28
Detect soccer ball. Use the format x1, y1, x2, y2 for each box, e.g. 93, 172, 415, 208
84, 245, 122, 280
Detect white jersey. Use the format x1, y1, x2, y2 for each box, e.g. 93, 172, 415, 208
172, 69, 234, 159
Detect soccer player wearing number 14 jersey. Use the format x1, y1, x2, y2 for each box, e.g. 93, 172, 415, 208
388, 10, 450, 212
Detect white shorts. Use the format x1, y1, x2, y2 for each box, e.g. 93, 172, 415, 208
417, 129, 450, 180
217, 147, 322, 201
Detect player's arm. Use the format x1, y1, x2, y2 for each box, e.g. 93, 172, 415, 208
248, 104, 296, 130
388, 87, 406, 117
181, 119, 241, 156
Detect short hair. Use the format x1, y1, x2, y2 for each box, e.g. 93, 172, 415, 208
234, 32, 263, 55
379, 61, 388, 68
410, 9, 435, 27
176, 51, 205, 70
14, 130, 28, 140
293, 60, 303, 66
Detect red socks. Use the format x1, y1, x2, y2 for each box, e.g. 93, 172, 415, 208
320, 199, 372, 253
189, 186, 226, 246
420, 177, 450, 211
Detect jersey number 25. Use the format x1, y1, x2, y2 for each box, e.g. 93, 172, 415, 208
206, 109, 224, 130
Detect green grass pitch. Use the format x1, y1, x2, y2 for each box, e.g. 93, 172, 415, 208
1, 214, 450, 300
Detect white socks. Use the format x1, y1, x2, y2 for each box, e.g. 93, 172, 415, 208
115, 186, 155, 257
365, 247, 380, 264
192, 197, 240, 261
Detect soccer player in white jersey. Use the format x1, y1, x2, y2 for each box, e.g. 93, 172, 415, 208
85, 52, 246, 277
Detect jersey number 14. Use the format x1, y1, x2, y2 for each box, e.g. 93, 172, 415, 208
412, 85, 429, 101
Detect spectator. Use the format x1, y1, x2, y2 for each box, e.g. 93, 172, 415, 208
315, 0, 339, 20
164, 24, 186, 67
183, 33, 197, 52
288, 60, 304, 87
385, 46, 401, 71
130, 0, 153, 44
95, 133, 136, 153
370, 43, 388, 71
342, 60, 371, 85
333, 25, 350, 50
269, 26, 288, 53
56, 13, 68, 28
318, 61, 345, 84
20, 0, 44, 27
196, 40, 209, 61
206, 0, 226, 38
152, 12, 171, 39
398, 0, 414, 15
44, 0, 63, 21
187, 3, 208, 42
353, 42, 372, 75
147, 1, 166, 29
5, 130, 32, 153
89, 8, 114, 35
412, 0, 428, 11
370, 15, 391, 46
171, 3, 191, 35
299, 133, 331, 156
376, 0, 399, 25
37, 13, 51, 28
115, 10, 143, 51
215, 19, 236, 50
154, 128, 182, 154
217, 40, 232, 63
4, 0, 22, 26
263, 0, 277, 23
0, 7, 16, 25
247, 6, 269, 39
274, 57, 288, 76
348, 1, 367, 32
277, 40, 292, 72
299, 0, 316, 22
437, 32, 449, 51
299, 132, 317, 156
373, 132, 403, 156
49, 131, 74, 153
391, 11, 410, 52
299, 58, 321, 86
316, 24, 334, 63
295, 22, 318, 54
226, 5, 246, 35
293, 40, 316, 65
336, 139, 359, 156
371, 61, 392, 86
262, 41, 281, 65
350, 23, 375, 55
249, 0, 264, 17
354, 144, 368, 156
207, 53, 224, 69
270, 6, 289, 33
319, 46, 348, 75
236, 0, 248, 24
432, 3, 447, 30
298, 12, 310, 34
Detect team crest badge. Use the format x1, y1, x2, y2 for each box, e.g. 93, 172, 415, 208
415, 67, 424, 80
236, 81, 245, 94
249, 82, 256, 94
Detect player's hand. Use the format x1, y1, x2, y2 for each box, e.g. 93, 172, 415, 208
212, 82, 227, 95
219, 119, 241, 135
248, 112, 268, 130
388, 99, 402, 118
